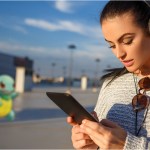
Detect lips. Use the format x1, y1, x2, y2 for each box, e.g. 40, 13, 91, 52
122, 59, 134, 67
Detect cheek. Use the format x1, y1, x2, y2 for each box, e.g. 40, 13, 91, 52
138, 43, 150, 59
131, 40, 145, 58
132, 41, 150, 64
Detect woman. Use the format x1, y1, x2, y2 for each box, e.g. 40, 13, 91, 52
67, 1, 150, 149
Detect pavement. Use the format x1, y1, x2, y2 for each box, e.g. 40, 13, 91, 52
0, 86, 100, 149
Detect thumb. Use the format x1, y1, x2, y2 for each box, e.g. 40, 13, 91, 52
100, 119, 118, 128
66, 116, 77, 126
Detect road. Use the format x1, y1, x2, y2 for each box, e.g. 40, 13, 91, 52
0, 87, 100, 149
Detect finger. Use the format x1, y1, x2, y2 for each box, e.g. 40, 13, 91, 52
72, 132, 91, 141
73, 139, 95, 149
100, 119, 118, 128
80, 122, 103, 137
72, 126, 91, 140
89, 135, 105, 149
82, 119, 108, 133
67, 116, 77, 126
80, 124, 104, 147
82, 143, 99, 150
72, 125, 81, 134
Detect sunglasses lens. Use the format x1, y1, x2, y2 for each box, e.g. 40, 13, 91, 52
132, 94, 149, 111
139, 77, 150, 90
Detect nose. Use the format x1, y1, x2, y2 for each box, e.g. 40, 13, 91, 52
115, 45, 126, 59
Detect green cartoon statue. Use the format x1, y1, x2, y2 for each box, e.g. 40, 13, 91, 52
0, 75, 18, 121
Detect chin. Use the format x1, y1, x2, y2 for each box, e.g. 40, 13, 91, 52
125, 66, 139, 74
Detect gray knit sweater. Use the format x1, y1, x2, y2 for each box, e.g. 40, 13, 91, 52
94, 73, 150, 150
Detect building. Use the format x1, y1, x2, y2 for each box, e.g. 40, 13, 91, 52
0, 52, 34, 92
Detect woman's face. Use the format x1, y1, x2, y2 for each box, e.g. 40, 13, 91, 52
101, 13, 150, 75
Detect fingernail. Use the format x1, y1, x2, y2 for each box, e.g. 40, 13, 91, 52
82, 119, 86, 124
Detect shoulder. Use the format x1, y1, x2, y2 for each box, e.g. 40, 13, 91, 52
101, 72, 133, 90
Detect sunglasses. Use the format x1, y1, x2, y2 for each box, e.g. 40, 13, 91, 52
132, 77, 150, 136
132, 77, 150, 112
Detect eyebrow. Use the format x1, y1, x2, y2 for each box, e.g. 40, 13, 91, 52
105, 33, 135, 43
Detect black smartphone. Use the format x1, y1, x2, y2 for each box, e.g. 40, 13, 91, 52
46, 92, 98, 124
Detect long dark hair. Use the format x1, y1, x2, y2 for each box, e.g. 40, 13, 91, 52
100, 1, 150, 82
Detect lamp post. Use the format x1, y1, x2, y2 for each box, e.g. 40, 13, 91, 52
51, 62, 56, 80
62, 66, 66, 78
95, 58, 100, 79
67, 44, 76, 93
93, 58, 100, 92
62, 66, 66, 84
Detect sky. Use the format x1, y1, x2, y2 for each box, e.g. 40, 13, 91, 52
0, 1, 122, 79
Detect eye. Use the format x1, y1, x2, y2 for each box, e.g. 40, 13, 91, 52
122, 38, 133, 45
109, 44, 116, 49
0, 82, 5, 88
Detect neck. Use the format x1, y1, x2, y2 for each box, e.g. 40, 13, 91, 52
134, 68, 150, 78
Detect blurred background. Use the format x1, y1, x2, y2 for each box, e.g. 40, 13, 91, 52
0, 0, 122, 149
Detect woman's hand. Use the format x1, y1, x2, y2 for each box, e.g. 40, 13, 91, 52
80, 119, 127, 150
67, 116, 98, 149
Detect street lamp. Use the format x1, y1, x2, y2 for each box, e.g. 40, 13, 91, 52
93, 58, 100, 92
67, 44, 76, 93
95, 58, 100, 79
51, 62, 56, 80
62, 66, 66, 79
